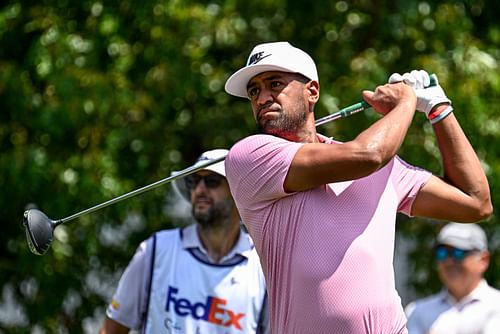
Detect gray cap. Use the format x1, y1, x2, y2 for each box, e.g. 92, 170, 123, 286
437, 222, 488, 251
171, 149, 228, 203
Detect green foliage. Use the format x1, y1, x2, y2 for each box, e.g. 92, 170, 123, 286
0, 0, 499, 332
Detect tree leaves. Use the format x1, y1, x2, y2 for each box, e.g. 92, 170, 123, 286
1, 0, 499, 332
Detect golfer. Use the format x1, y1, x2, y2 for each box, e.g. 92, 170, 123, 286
100, 149, 269, 334
223, 42, 492, 333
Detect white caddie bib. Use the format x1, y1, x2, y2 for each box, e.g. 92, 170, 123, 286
143, 229, 267, 334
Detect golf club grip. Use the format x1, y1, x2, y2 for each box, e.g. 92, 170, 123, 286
314, 73, 438, 126
314, 101, 369, 126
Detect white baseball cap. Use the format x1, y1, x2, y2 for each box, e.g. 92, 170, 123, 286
171, 149, 228, 203
437, 222, 488, 251
225, 41, 318, 98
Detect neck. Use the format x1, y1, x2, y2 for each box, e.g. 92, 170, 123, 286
281, 127, 318, 143
196, 213, 241, 263
448, 278, 482, 301
278, 114, 319, 143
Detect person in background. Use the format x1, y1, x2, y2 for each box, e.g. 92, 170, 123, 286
223, 41, 492, 333
405, 222, 500, 334
100, 149, 269, 334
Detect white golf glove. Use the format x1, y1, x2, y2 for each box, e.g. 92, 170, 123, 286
388, 70, 452, 121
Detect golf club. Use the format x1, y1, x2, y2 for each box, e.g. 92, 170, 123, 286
24, 74, 438, 255
23, 154, 225, 255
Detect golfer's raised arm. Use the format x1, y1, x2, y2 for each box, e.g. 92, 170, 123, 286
389, 70, 493, 222
412, 109, 492, 222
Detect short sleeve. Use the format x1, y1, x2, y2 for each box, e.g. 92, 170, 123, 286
391, 156, 432, 216
105, 238, 153, 329
226, 134, 303, 207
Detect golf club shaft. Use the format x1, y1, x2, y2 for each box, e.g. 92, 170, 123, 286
59, 156, 226, 224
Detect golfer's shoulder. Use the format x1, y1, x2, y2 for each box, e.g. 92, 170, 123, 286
227, 134, 284, 168
232, 134, 281, 149
229, 134, 291, 156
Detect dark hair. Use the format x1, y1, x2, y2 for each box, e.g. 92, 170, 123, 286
292, 73, 311, 84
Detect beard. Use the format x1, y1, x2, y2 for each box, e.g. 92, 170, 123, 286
257, 100, 309, 138
192, 196, 236, 228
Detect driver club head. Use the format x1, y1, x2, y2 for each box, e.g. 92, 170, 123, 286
23, 209, 58, 256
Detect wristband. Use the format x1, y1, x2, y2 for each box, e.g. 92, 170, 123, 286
428, 105, 453, 124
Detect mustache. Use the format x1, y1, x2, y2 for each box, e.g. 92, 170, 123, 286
193, 194, 213, 205
257, 103, 280, 119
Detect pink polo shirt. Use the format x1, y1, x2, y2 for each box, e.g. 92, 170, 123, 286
225, 134, 432, 334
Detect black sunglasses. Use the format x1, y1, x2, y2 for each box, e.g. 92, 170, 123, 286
184, 173, 225, 190
435, 245, 474, 262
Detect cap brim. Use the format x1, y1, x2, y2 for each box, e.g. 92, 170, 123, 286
438, 236, 476, 251
225, 64, 297, 98
171, 161, 226, 203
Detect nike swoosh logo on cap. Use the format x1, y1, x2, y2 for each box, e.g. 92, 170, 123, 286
247, 52, 272, 65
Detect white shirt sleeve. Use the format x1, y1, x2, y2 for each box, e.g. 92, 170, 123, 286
483, 311, 500, 334
105, 237, 153, 330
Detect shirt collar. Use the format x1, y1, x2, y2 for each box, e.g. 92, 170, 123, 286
317, 133, 334, 143
181, 223, 254, 260
441, 279, 489, 306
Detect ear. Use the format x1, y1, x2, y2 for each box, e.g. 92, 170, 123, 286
306, 80, 320, 105
478, 251, 490, 273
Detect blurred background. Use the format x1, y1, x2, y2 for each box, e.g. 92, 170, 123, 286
1, 0, 499, 332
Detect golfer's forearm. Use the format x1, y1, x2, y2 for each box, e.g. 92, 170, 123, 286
355, 100, 415, 167
357, 83, 417, 170
433, 112, 492, 216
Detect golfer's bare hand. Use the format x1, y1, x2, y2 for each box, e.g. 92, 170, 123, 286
362, 82, 416, 116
